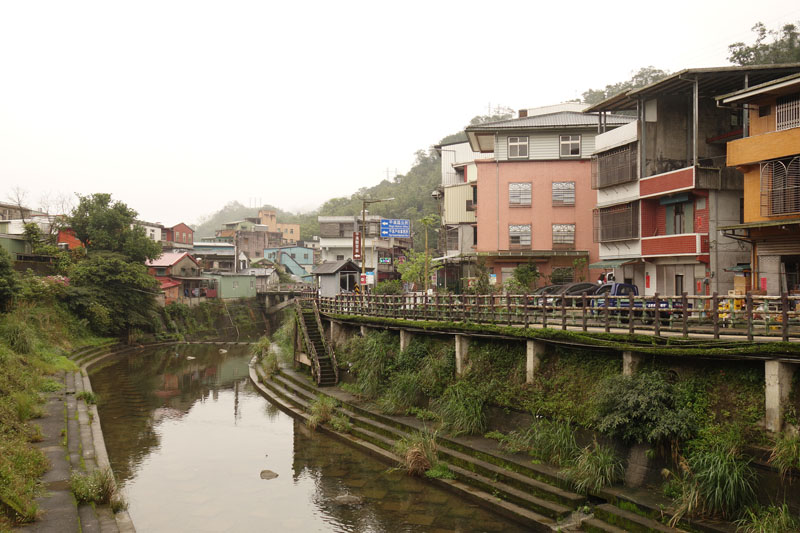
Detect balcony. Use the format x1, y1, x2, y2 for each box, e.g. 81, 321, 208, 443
641, 233, 705, 257
591, 143, 638, 189
593, 203, 639, 243
639, 167, 695, 199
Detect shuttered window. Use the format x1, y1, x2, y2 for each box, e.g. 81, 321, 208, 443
509, 224, 531, 248
552, 181, 575, 206
552, 224, 575, 246
509, 182, 532, 206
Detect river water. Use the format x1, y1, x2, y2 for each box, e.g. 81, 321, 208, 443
90, 343, 527, 532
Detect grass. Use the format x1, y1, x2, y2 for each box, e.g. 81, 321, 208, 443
432, 380, 486, 436
76, 390, 97, 405
69, 468, 118, 505
329, 414, 352, 433
735, 504, 800, 533
769, 432, 800, 480
425, 462, 456, 480
378, 371, 423, 414
306, 395, 339, 430
393, 429, 439, 477
561, 439, 623, 494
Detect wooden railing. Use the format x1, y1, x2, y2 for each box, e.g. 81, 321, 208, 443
293, 300, 321, 384
305, 291, 800, 342
312, 299, 338, 383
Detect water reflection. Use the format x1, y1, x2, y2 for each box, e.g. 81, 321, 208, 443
91, 344, 526, 532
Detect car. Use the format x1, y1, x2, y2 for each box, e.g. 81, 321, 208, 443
529, 284, 564, 306
549, 282, 601, 307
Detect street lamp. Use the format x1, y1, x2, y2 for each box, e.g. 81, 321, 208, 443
360, 197, 395, 288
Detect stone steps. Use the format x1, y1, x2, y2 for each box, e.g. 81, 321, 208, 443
256, 364, 584, 528
590, 503, 687, 533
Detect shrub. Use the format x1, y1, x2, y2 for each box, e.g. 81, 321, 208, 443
76, 390, 97, 405
432, 380, 487, 436
0, 317, 36, 354
528, 417, 580, 466
735, 504, 800, 533
769, 432, 800, 480
394, 430, 438, 476
259, 349, 279, 379
425, 462, 456, 480
562, 439, 623, 494
373, 279, 402, 295
378, 371, 423, 414
306, 395, 338, 430
337, 331, 398, 399
593, 370, 697, 445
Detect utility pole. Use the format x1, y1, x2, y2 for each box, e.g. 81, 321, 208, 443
360, 197, 395, 290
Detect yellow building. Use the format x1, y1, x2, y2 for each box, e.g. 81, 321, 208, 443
719, 71, 800, 295
257, 209, 300, 245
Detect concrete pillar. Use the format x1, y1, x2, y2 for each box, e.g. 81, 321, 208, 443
455, 335, 470, 377
360, 325, 368, 337
400, 329, 413, 352
330, 321, 340, 347
526, 340, 545, 384
765, 360, 796, 433
622, 351, 643, 376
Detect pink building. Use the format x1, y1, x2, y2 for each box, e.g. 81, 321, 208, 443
465, 104, 633, 287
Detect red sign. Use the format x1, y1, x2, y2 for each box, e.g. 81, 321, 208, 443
360, 274, 367, 285
352, 232, 362, 261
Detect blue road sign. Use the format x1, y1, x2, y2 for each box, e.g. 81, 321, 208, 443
380, 218, 411, 238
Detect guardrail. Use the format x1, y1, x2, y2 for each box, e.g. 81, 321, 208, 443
306, 292, 800, 342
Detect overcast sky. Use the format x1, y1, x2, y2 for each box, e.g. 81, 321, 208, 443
2, 0, 799, 226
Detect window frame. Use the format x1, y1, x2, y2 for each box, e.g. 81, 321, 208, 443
508, 224, 531, 249
552, 181, 575, 206
507, 136, 529, 159
508, 182, 532, 207
559, 134, 581, 158
552, 223, 576, 247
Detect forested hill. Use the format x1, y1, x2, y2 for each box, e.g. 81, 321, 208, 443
193, 114, 508, 249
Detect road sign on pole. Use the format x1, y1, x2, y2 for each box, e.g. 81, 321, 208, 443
380, 219, 411, 238
352, 232, 362, 261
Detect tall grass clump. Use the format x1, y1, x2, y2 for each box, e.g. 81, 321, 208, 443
432, 380, 487, 436
272, 318, 295, 364
735, 504, 800, 533
0, 316, 37, 354
306, 395, 339, 430
378, 371, 423, 414
769, 432, 800, 480
667, 426, 756, 524
0, 438, 48, 524
337, 331, 398, 399
69, 468, 120, 506
393, 429, 439, 477
528, 417, 579, 466
562, 439, 623, 494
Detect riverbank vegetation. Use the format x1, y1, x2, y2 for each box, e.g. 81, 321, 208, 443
333, 327, 799, 526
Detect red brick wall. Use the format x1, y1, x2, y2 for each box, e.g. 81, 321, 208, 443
642, 235, 697, 256
640, 167, 694, 197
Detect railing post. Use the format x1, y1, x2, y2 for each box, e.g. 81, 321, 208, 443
435, 293, 440, 321
561, 296, 567, 330
782, 292, 790, 342
523, 294, 529, 328
490, 294, 496, 324
682, 292, 689, 337
628, 293, 635, 335
746, 292, 754, 341
712, 292, 719, 339
507, 293, 512, 326
653, 293, 661, 337
581, 292, 587, 332
603, 294, 610, 333
542, 295, 548, 329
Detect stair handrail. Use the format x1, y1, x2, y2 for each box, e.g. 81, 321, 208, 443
312, 298, 338, 384
293, 299, 322, 385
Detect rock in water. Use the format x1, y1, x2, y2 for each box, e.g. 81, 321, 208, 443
260, 470, 278, 480
332, 494, 363, 506
219, 349, 228, 354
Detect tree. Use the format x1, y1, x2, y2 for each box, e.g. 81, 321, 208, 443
67, 252, 159, 336
728, 22, 800, 65
582, 66, 670, 105
0, 247, 19, 311
68, 193, 161, 263
397, 250, 441, 291
504, 262, 540, 293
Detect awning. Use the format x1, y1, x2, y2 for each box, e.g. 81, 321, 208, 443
589, 259, 636, 269
725, 263, 751, 273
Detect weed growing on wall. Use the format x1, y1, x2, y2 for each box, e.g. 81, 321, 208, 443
306, 395, 339, 430
562, 439, 623, 494
432, 380, 487, 436
735, 504, 800, 533
337, 331, 399, 399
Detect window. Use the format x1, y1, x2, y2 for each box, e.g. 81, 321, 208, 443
233, 281, 239, 289
552, 182, 575, 206
552, 224, 575, 246
759, 105, 771, 118
291, 253, 296, 259
290, 229, 294, 234
508, 224, 531, 249
509, 182, 532, 206
551, 267, 574, 284
665, 201, 693, 234
336, 254, 345, 260
304, 253, 309, 260
761, 156, 800, 216
675, 274, 684, 296
776, 93, 800, 131
446, 227, 459, 251
593, 202, 640, 242
508, 136, 528, 158
560, 135, 581, 157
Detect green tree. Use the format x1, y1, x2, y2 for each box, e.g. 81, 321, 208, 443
582, 66, 670, 105
0, 247, 20, 311
728, 21, 800, 65
504, 262, 540, 293
67, 252, 159, 336
68, 193, 161, 263
397, 250, 441, 291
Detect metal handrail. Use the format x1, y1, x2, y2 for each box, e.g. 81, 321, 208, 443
312, 299, 338, 383
293, 300, 321, 384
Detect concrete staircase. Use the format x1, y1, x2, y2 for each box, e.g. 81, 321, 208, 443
298, 308, 337, 386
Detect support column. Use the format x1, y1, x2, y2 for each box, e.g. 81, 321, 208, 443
455, 335, 470, 377
360, 325, 368, 337
765, 360, 796, 433
330, 321, 340, 348
526, 340, 545, 384
400, 329, 413, 352
622, 351, 643, 376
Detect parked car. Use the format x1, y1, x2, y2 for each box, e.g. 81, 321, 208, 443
529, 284, 564, 306
591, 282, 689, 323
548, 282, 600, 307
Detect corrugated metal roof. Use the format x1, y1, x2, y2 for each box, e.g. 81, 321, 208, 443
466, 112, 633, 131
312, 259, 361, 275
146, 251, 198, 267
586, 64, 800, 112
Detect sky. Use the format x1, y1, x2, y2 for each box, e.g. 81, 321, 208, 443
2, 0, 799, 226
